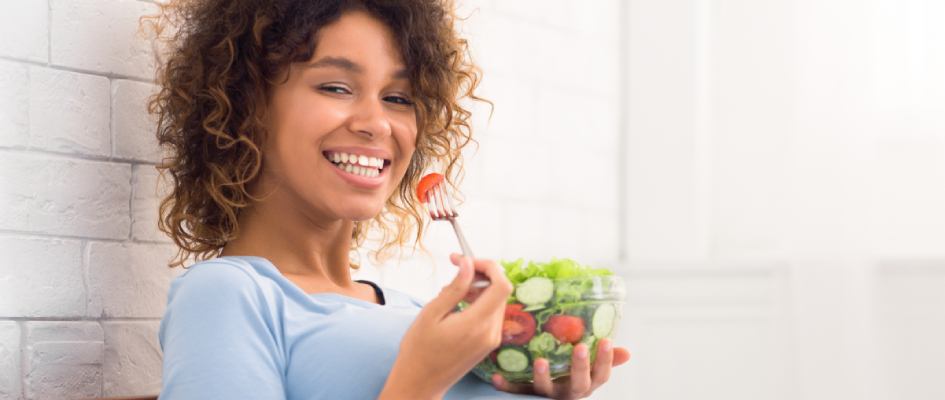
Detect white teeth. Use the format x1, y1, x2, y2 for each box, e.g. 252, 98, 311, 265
359, 155, 382, 168
328, 151, 386, 175
339, 163, 380, 177
336, 164, 381, 178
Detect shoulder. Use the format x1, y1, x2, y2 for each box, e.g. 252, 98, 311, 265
171, 257, 261, 292
165, 256, 278, 309
380, 285, 428, 308
160, 257, 283, 345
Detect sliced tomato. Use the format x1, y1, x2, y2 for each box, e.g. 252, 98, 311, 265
416, 173, 445, 202
501, 304, 536, 345
543, 315, 585, 344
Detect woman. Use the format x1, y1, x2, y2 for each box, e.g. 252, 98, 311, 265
145, 0, 630, 398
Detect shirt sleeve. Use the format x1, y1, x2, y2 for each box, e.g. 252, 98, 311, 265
158, 263, 285, 400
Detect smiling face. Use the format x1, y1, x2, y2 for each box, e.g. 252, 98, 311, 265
258, 10, 418, 223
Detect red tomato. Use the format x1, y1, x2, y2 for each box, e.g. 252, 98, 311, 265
416, 173, 444, 202
543, 315, 585, 344
501, 304, 537, 345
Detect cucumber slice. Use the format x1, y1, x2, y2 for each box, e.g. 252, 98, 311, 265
515, 277, 554, 306
592, 304, 617, 337
581, 335, 599, 364
522, 303, 546, 312
496, 348, 530, 372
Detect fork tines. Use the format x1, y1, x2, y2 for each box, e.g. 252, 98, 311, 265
426, 183, 457, 220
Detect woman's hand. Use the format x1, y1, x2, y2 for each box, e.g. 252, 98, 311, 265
490, 339, 632, 399
380, 254, 514, 400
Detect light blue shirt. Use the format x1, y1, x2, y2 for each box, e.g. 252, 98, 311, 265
158, 255, 541, 399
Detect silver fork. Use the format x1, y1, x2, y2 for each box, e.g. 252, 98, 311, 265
423, 180, 491, 289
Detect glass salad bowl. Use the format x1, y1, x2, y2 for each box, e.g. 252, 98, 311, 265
457, 259, 626, 384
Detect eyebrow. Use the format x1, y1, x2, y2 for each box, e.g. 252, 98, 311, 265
305, 56, 409, 79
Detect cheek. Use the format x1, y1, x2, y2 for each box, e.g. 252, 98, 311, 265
388, 111, 416, 148
282, 87, 348, 133
392, 118, 418, 154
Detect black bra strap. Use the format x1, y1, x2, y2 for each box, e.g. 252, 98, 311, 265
354, 279, 386, 305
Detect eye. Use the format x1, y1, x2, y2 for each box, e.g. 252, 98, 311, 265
318, 84, 351, 95
384, 95, 414, 106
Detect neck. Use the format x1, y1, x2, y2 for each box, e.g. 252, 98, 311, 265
220, 191, 357, 290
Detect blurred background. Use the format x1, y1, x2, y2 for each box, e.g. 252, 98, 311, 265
1, 0, 944, 399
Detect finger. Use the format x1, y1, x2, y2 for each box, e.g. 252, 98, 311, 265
569, 343, 592, 396
420, 253, 474, 319
448, 253, 489, 281
590, 338, 614, 389
491, 373, 535, 395
532, 358, 554, 396
612, 347, 631, 367
461, 258, 514, 321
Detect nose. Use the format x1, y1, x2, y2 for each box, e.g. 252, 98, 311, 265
347, 96, 392, 140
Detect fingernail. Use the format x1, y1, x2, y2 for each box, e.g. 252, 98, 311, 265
601, 339, 613, 352
576, 345, 588, 359
492, 374, 501, 387
535, 361, 547, 374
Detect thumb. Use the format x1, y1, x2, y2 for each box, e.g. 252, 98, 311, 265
420, 253, 473, 319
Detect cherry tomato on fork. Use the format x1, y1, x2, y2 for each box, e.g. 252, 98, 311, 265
416, 173, 444, 202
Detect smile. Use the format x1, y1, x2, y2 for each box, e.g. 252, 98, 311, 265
323, 151, 391, 178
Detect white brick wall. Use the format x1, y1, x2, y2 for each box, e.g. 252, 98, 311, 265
113, 80, 161, 163
50, 0, 158, 80
0, 152, 132, 239
0, 1, 181, 398
0, 236, 84, 318
103, 322, 162, 397
0, 1, 624, 399
0, 61, 29, 149
88, 242, 179, 318
131, 165, 171, 243
29, 67, 111, 156
24, 322, 104, 400
0, 322, 20, 400
0, 2, 48, 63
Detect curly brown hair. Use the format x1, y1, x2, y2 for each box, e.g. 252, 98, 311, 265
140, 0, 486, 268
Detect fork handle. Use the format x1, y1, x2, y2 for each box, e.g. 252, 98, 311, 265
448, 218, 474, 258
448, 218, 491, 289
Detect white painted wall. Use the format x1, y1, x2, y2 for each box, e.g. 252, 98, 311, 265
622, 1, 945, 400
0, 0, 624, 399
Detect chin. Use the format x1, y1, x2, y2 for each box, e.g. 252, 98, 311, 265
337, 203, 385, 222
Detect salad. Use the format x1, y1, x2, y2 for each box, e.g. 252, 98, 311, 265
460, 258, 625, 383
